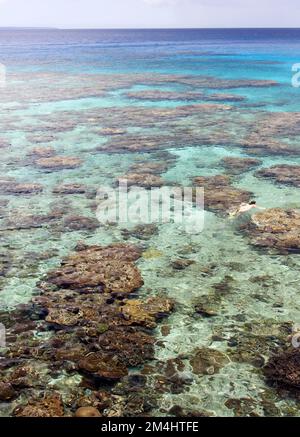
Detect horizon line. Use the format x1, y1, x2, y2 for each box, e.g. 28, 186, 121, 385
0, 26, 300, 30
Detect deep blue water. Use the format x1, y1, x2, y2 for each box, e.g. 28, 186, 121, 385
1, 27, 298, 114
1, 28, 300, 73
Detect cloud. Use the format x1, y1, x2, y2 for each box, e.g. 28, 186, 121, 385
142, 0, 179, 5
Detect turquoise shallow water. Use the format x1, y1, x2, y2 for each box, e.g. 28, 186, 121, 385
1, 29, 300, 416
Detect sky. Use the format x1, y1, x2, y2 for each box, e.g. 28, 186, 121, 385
0, 0, 299, 29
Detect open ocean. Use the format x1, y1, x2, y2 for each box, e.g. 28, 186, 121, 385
1, 28, 300, 417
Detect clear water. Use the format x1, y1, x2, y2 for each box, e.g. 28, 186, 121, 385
1, 28, 300, 417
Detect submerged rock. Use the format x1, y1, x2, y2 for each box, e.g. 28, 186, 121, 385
98, 127, 126, 136
1, 212, 57, 231
75, 406, 101, 417
0, 382, 16, 401
190, 347, 230, 375
13, 392, 64, 417
129, 161, 169, 176
194, 294, 220, 317
244, 208, 300, 253
121, 224, 159, 241
240, 112, 300, 156
35, 156, 83, 171
168, 405, 214, 417
193, 175, 252, 214
52, 183, 91, 195
96, 327, 155, 367
0, 180, 43, 195
221, 157, 262, 175
0, 251, 13, 277
7, 364, 42, 389
117, 173, 165, 189
0, 240, 174, 417
264, 349, 300, 390
46, 243, 143, 294
121, 297, 174, 328
225, 397, 260, 417
142, 248, 164, 259
45, 307, 82, 327
79, 352, 128, 381
27, 146, 56, 158
62, 215, 100, 231
225, 320, 289, 367
171, 259, 195, 270
240, 138, 300, 156
27, 134, 57, 144
255, 164, 300, 187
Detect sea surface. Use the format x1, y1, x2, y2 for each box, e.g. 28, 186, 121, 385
1, 28, 300, 417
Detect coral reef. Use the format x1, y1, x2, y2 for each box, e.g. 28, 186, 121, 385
62, 215, 100, 232
35, 156, 83, 171
117, 173, 165, 189
243, 208, 300, 253
221, 157, 262, 175
264, 349, 300, 390
53, 183, 94, 196
45, 243, 144, 294
190, 347, 230, 375
193, 175, 252, 214
121, 224, 159, 241
0, 242, 173, 417
0, 180, 43, 195
27, 147, 56, 158
255, 164, 300, 187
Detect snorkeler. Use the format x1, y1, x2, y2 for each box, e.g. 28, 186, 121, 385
229, 200, 265, 218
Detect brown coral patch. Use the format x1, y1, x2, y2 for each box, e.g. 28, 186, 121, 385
221, 157, 262, 175
255, 164, 300, 187
264, 349, 300, 390
193, 175, 252, 214
13, 392, 64, 417
121, 297, 174, 328
0, 180, 43, 195
35, 156, 83, 171
117, 173, 165, 189
244, 208, 300, 253
128, 161, 169, 176
62, 215, 100, 232
27, 146, 56, 158
0, 241, 173, 417
190, 347, 230, 375
52, 183, 91, 195
46, 244, 143, 294
79, 352, 128, 381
